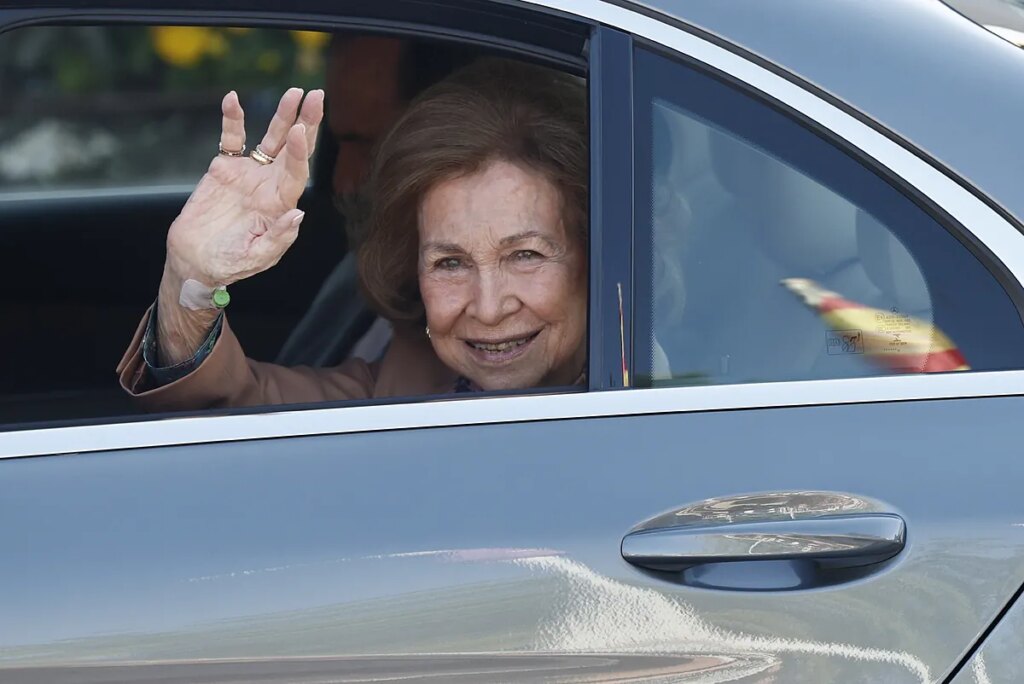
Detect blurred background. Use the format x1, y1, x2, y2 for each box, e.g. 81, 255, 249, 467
0, 26, 329, 194
0, 2, 1021, 196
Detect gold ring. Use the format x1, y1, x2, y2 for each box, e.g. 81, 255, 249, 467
249, 145, 276, 165
218, 142, 246, 157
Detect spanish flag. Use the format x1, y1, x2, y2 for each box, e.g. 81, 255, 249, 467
782, 278, 969, 373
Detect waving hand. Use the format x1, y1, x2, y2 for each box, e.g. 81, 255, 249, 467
156, 88, 324, 365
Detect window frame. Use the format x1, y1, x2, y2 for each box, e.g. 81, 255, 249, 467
0, 1, 610, 436
5, 0, 1024, 456
587, 25, 633, 390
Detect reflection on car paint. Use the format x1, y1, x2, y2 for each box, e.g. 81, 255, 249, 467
512, 553, 931, 683
972, 653, 991, 684
175, 538, 929, 681
641, 491, 878, 529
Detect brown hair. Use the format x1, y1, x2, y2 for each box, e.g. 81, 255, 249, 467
358, 58, 587, 321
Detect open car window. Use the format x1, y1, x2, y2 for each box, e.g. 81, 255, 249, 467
0, 17, 591, 431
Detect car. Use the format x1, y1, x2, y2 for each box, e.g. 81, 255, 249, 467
946, 0, 1024, 46
2, 0, 1024, 681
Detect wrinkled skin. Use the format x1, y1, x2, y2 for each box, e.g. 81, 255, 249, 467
418, 160, 587, 390
156, 88, 324, 365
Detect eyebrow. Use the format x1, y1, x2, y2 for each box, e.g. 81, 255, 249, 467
420, 231, 561, 255
420, 241, 463, 254
499, 231, 560, 250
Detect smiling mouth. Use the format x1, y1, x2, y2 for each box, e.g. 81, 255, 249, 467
466, 329, 540, 352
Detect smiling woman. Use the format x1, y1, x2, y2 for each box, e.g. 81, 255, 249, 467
417, 161, 587, 390
116, 58, 588, 411
362, 58, 588, 391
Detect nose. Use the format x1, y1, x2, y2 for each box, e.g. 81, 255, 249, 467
468, 267, 521, 326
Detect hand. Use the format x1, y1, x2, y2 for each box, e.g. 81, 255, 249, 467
154, 88, 323, 366
165, 87, 324, 286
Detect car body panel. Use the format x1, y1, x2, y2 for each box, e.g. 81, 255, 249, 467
4, 396, 1024, 681
950, 590, 1024, 683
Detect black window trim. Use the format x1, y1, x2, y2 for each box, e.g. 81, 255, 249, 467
588, 25, 634, 390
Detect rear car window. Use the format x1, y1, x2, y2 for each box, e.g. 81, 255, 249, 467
633, 46, 1024, 386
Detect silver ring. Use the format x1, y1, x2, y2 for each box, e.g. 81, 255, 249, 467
249, 145, 276, 165
218, 142, 246, 157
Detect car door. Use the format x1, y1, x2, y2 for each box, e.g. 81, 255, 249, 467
4, 3, 1024, 684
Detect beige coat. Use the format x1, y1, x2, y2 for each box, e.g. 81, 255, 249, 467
117, 308, 458, 412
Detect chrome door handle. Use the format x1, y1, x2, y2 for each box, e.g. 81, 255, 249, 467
621, 513, 906, 572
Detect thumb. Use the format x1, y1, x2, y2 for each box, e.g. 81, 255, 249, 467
250, 209, 305, 271
267, 208, 305, 242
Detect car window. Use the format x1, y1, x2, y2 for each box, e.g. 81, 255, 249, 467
0, 18, 588, 430
633, 47, 1024, 387
0, 25, 327, 196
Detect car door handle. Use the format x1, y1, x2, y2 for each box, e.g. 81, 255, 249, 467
621, 513, 906, 572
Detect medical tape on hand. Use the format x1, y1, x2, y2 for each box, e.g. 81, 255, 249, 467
179, 278, 229, 310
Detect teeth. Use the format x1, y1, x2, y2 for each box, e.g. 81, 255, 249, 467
471, 337, 531, 352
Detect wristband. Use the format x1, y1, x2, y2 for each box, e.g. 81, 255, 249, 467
179, 278, 230, 311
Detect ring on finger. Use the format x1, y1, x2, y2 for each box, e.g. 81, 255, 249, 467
249, 145, 276, 166
218, 142, 246, 157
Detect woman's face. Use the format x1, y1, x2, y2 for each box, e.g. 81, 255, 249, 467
418, 159, 587, 390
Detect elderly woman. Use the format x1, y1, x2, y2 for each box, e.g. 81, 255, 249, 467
117, 60, 588, 410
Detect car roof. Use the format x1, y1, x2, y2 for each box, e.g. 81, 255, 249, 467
623, 0, 1024, 227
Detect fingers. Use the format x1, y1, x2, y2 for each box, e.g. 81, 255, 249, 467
297, 89, 325, 157
219, 91, 246, 154
258, 87, 304, 158
276, 123, 310, 205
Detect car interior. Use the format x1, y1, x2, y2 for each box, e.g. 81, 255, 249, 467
650, 98, 935, 385
0, 7, 588, 427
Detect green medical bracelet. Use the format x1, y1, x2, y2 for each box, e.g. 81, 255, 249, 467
212, 286, 230, 309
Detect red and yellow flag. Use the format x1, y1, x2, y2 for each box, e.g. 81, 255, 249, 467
782, 278, 969, 373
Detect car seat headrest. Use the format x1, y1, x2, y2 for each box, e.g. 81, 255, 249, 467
855, 210, 931, 313
708, 129, 858, 276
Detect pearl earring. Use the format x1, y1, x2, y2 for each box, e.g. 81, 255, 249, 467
425, 326, 431, 339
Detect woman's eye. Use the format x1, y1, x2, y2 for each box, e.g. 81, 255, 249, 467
513, 250, 542, 261
436, 257, 463, 271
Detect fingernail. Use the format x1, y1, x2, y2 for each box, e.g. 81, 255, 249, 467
292, 211, 305, 225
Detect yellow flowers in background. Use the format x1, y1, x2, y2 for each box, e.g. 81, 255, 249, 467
290, 30, 330, 49
290, 30, 330, 74
144, 25, 325, 84
149, 26, 330, 72
149, 26, 216, 68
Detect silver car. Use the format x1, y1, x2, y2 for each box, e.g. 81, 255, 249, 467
1, 0, 1023, 681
